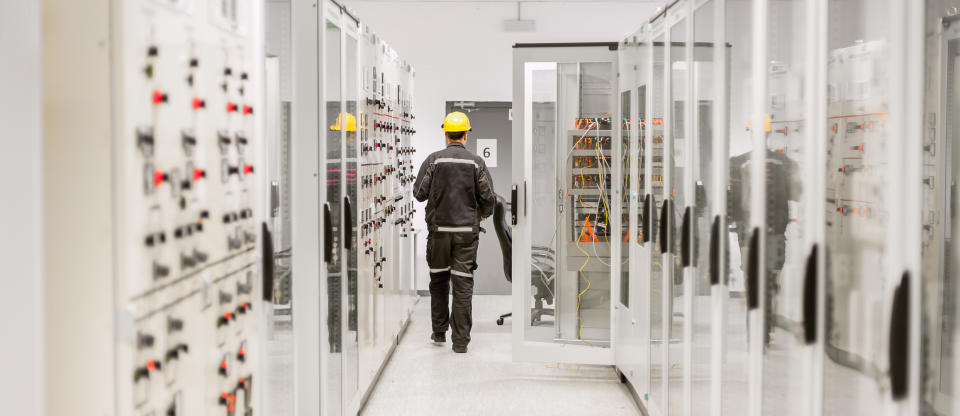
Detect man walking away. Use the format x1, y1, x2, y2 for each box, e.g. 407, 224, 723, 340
413, 111, 497, 353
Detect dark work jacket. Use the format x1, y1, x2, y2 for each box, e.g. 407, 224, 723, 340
413, 142, 496, 233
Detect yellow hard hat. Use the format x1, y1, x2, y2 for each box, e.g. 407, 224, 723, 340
441, 111, 472, 132
330, 112, 357, 132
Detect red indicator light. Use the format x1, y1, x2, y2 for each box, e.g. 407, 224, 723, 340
238, 348, 245, 356
858, 145, 863, 151
853, 208, 860, 214
865, 209, 870, 215
192, 97, 205, 110
240, 377, 246, 383
221, 392, 229, 399
146, 360, 156, 370
867, 123, 872, 129
152, 90, 167, 105
777, 149, 785, 153
220, 360, 228, 369
226, 102, 237, 113
224, 312, 232, 319
242, 105, 253, 115
193, 168, 205, 181
243, 164, 254, 175
153, 170, 165, 186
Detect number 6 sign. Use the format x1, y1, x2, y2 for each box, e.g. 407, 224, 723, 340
476, 139, 498, 168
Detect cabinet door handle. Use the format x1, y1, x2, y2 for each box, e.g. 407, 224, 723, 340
343, 196, 352, 251
659, 199, 671, 254
681, 206, 692, 267
643, 194, 652, 243
802, 245, 818, 344
889, 271, 910, 400
323, 203, 333, 264
261, 222, 274, 302
747, 227, 760, 310
709, 215, 721, 285
511, 185, 518, 225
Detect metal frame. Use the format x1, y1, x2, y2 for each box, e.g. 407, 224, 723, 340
511, 45, 619, 365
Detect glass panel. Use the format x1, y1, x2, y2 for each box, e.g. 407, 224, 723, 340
526, 61, 558, 342
324, 18, 343, 416
343, 32, 359, 407
558, 61, 614, 343
923, 7, 959, 414
761, 0, 808, 414
638, 83, 648, 245
691, 3, 716, 415
723, 0, 753, 414
621, 90, 632, 308
650, 33, 667, 414
823, 1, 892, 413
263, 2, 294, 414
667, 17, 688, 416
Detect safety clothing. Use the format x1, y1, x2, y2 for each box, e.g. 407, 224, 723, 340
414, 142, 497, 233
441, 111, 472, 132
330, 112, 357, 132
414, 141, 496, 349
428, 233, 479, 348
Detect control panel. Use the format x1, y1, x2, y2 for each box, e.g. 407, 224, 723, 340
358, 34, 416, 294
83, 1, 262, 414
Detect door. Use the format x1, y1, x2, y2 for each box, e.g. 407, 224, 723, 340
511, 44, 620, 365
445, 101, 513, 295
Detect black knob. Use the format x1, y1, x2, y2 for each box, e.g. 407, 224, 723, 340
168, 317, 184, 332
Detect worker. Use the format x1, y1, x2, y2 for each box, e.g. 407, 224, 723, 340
413, 111, 497, 353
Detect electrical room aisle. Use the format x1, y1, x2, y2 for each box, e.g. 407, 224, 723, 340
360, 296, 640, 415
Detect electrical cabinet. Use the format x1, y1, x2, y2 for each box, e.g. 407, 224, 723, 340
44, 0, 265, 415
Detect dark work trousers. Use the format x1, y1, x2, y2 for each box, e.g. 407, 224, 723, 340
427, 232, 480, 347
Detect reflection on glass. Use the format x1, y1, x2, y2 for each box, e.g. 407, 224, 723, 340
527, 62, 558, 342
723, 0, 752, 415
621, 90, 632, 308
822, 1, 892, 414
668, 17, 688, 416
691, 3, 716, 415
650, 33, 666, 413
325, 19, 343, 416
343, 32, 359, 406
760, 0, 808, 415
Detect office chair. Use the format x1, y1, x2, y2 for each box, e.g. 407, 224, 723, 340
492, 196, 556, 326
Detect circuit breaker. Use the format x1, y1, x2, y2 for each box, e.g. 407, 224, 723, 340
44, 1, 264, 414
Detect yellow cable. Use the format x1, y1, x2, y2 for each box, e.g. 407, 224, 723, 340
594, 138, 611, 246
575, 164, 593, 340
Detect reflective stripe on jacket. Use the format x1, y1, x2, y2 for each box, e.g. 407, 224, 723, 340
413, 142, 496, 233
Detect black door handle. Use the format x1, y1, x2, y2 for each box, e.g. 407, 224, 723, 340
681, 206, 692, 267
511, 185, 518, 225
747, 227, 760, 310
659, 199, 671, 254
802, 245, 818, 344
889, 271, 910, 401
323, 203, 333, 263
261, 222, 274, 302
709, 216, 721, 285
643, 194, 652, 243
343, 196, 352, 251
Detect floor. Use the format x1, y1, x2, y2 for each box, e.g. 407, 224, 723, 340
360, 295, 641, 416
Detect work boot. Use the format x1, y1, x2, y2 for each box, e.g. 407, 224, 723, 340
452, 344, 467, 354
431, 332, 446, 344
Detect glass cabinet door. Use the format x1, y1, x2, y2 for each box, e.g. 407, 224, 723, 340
649, 32, 667, 415
689, 2, 719, 415
822, 0, 899, 414
760, 0, 815, 414
343, 27, 360, 410
667, 14, 688, 416
722, 0, 754, 414
513, 45, 619, 365
324, 15, 343, 416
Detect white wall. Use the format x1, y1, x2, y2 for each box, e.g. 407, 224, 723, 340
0, 1, 44, 414
344, 0, 661, 289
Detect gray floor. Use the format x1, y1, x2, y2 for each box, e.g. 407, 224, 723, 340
360, 295, 641, 416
